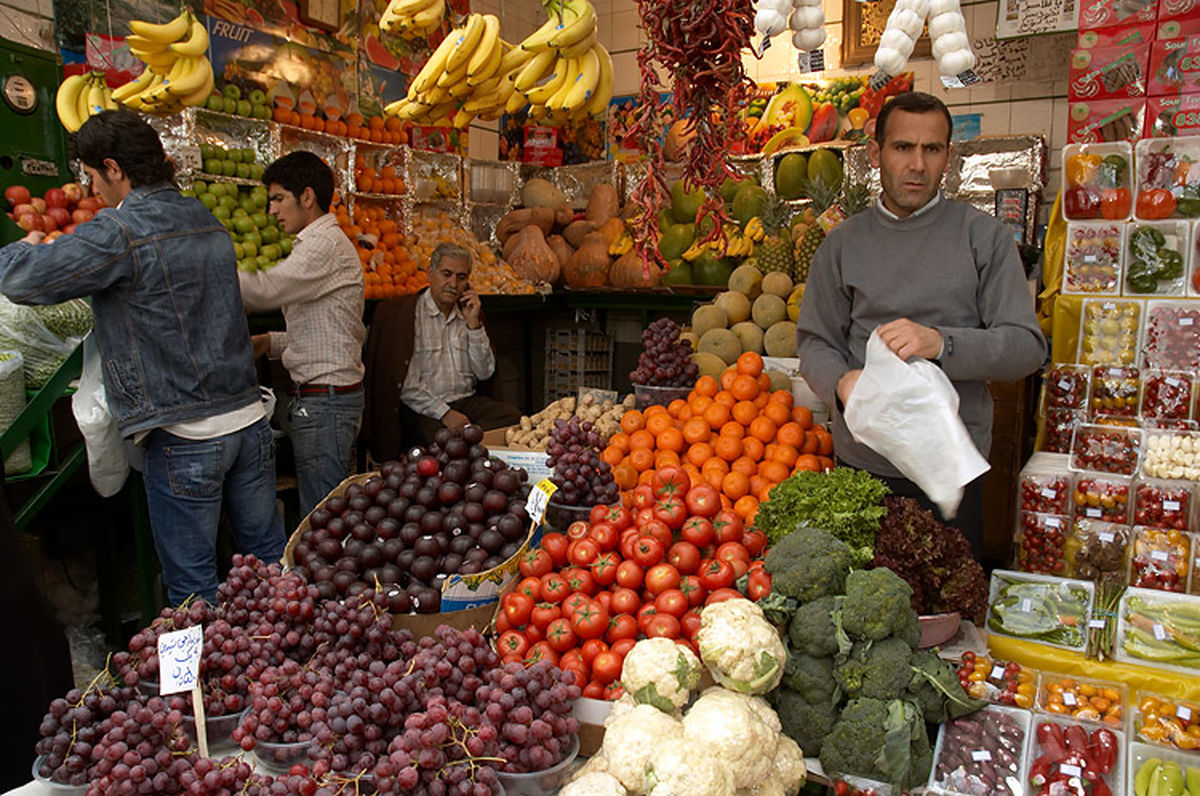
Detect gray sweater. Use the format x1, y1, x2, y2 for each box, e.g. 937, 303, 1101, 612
796, 197, 1046, 478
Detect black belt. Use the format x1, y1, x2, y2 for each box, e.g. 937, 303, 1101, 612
289, 381, 362, 396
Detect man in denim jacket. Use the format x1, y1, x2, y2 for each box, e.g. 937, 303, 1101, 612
0, 111, 284, 605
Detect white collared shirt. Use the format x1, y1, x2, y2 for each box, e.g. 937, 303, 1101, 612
400, 290, 495, 420
876, 191, 942, 221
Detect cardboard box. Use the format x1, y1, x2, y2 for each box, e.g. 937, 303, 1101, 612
1070, 44, 1151, 99
483, 425, 554, 483
1078, 0, 1158, 32
1079, 21, 1157, 47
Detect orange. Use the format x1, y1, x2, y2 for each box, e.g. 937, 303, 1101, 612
814, 428, 834, 456
758, 459, 789, 483
753, 392, 770, 409
801, 430, 820, 454
657, 427, 684, 454
682, 417, 711, 446
737, 351, 764, 376
757, 373, 772, 392
721, 471, 751, 500
720, 421, 745, 439
731, 400, 758, 427
730, 373, 759, 402
714, 434, 744, 462
742, 436, 765, 461
734, 494, 759, 521
770, 444, 799, 468
769, 389, 794, 408
614, 463, 637, 489
713, 390, 736, 408
655, 449, 681, 468
792, 405, 814, 429
763, 400, 791, 427
638, 469, 657, 487
630, 447, 655, 471
685, 441, 714, 468
621, 410, 645, 434
644, 405, 669, 419
674, 404, 692, 422
776, 422, 803, 449
689, 395, 713, 416
645, 412, 674, 436
720, 367, 738, 390
701, 457, 730, 489
749, 474, 770, 497
694, 375, 719, 397
701, 402, 731, 430
749, 416, 778, 443
731, 456, 757, 477
668, 398, 689, 419
629, 429, 655, 450
794, 454, 822, 472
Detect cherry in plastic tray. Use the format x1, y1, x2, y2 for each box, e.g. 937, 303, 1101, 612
1142, 370, 1194, 420
1040, 409, 1085, 454
1073, 474, 1132, 523
1087, 365, 1141, 418
1042, 364, 1091, 411
1142, 300, 1200, 371
1133, 479, 1192, 530
1016, 512, 1073, 575
1019, 470, 1074, 514
1130, 525, 1191, 592
1070, 423, 1143, 475
1064, 222, 1125, 294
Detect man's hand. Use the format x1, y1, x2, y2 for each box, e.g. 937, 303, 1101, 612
877, 318, 943, 361
441, 408, 469, 432
837, 369, 861, 405
459, 289, 482, 329
250, 333, 271, 358
20, 230, 45, 245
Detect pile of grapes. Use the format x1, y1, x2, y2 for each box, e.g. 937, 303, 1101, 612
545, 416, 618, 507
629, 317, 699, 387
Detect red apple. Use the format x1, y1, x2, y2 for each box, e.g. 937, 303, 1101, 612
16, 213, 44, 232
40, 214, 58, 232
77, 197, 103, 213
62, 224, 77, 235
29, 197, 46, 214
44, 188, 68, 209
44, 230, 63, 242
45, 206, 70, 227
4, 185, 31, 209
61, 183, 83, 204
71, 208, 94, 224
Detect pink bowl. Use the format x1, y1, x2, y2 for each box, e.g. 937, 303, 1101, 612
918, 612, 961, 648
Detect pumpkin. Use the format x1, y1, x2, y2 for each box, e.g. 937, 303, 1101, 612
563, 231, 611, 288
562, 219, 597, 248
596, 216, 625, 247
520, 178, 567, 210
502, 231, 522, 262
507, 225, 560, 284
585, 183, 620, 224
609, 250, 662, 288
529, 206, 556, 235
547, 234, 573, 268
554, 201, 575, 229
496, 208, 535, 245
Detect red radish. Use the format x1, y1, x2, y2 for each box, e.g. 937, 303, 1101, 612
71, 208, 95, 224
44, 188, 68, 209
4, 185, 30, 209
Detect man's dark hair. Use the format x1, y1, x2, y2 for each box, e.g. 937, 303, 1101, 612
874, 91, 953, 145
71, 110, 174, 187
262, 151, 335, 212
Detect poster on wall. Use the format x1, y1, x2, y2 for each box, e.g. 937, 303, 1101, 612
606, 92, 676, 162
994, 0, 1080, 38
498, 107, 606, 165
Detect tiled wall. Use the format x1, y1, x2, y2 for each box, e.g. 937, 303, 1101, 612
0, 0, 55, 52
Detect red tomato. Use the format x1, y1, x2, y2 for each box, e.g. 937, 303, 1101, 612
680, 609, 703, 639
610, 637, 636, 658
562, 592, 591, 618
746, 569, 772, 601
632, 537, 665, 568
570, 600, 610, 640
582, 681, 605, 699
501, 653, 523, 666
606, 613, 639, 643
598, 504, 632, 531
652, 497, 687, 530
560, 660, 588, 688
637, 519, 672, 549
565, 520, 590, 540
568, 538, 601, 568
515, 576, 542, 601
645, 613, 681, 639
495, 611, 512, 633
667, 541, 701, 574
501, 592, 533, 627
637, 603, 659, 634
594, 590, 613, 614
590, 552, 620, 587
592, 651, 624, 684
518, 548, 553, 578
580, 638, 609, 667
496, 630, 529, 657
562, 567, 597, 596
615, 560, 644, 590
699, 558, 735, 591
742, 529, 768, 558
611, 586, 641, 615
588, 522, 619, 552
633, 507, 656, 528
705, 587, 743, 604
712, 510, 744, 544
631, 484, 656, 510
654, 588, 689, 618
559, 648, 586, 671
681, 516, 715, 547
539, 573, 569, 603
530, 602, 562, 630
545, 617, 577, 652
678, 574, 706, 607
603, 682, 626, 701
652, 465, 692, 499
589, 504, 613, 525
525, 641, 559, 666
684, 483, 721, 518
619, 528, 640, 560
541, 532, 570, 567
644, 563, 681, 596
524, 623, 544, 643
716, 542, 751, 577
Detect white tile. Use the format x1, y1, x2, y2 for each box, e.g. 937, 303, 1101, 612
1010, 81, 1049, 100
609, 7, 639, 51
1009, 98, 1053, 137
969, 81, 1011, 103
978, 104, 1013, 135
610, 49, 640, 96
823, 0, 843, 24
1050, 97, 1072, 151
469, 127, 500, 161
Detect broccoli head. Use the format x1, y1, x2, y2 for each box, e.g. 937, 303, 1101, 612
841, 567, 919, 642
819, 698, 930, 789
905, 649, 988, 724
786, 595, 840, 657
764, 527, 852, 603
833, 638, 913, 700
770, 687, 837, 755
781, 650, 837, 705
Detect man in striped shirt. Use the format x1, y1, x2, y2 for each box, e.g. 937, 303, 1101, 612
239, 151, 366, 515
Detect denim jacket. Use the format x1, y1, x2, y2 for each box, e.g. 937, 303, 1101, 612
0, 184, 260, 436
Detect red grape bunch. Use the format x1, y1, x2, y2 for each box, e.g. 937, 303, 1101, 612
375, 695, 502, 796
35, 673, 137, 787
476, 660, 581, 773
545, 416, 618, 507
629, 316, 699, 387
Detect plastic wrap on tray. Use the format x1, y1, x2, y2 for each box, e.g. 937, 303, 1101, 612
928, 705, 1029, 796
1078, 298, 1142, 366
1063, 142, 1134, 221
1087, 365, 1141, 417
1135, 137, 1200, 221
1042, 364, 1091, 411
1130, 526, 1191, 592
1015, 512, 1073, 575
1142, 429, 1200, 480
1065, 222, 1124, 294
1019, 468, 1074, 514
1026, 717, 1124, 795
1040, 409, 1085, 454
1070, 423, 1142, 475
1141, 300, 1200, 371
1071, 518, 1130, 582
954, 652, 1036, 707
1036, 672, 1126, 727
407, 150, 462, 203
1073, 474, 1132, 523
1133, 479, 1193, 530
1142, 370, 1194, 420
1117, 587, 1200, 674
1125, 221, 1189, 295
987, 570, 1094, 651
1067, 97, 1146, 143
1134, 694, 1200, 751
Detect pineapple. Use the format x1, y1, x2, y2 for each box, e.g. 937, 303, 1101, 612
792, 177, 872, 283
755, 194, 796, 279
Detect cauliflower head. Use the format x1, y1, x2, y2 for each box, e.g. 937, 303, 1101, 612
682, 688, 779, 790
694, 687, 782, 733
696, 598, 787, 695
560, 772, 628, 796
737, 777, 786, 796
771, 734, 807, 795
601, 704, 685, 791
644, 737, 736, 796
620, 638, 702, 711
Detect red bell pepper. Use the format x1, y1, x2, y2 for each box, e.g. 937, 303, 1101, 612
1089, 728, 1118, 774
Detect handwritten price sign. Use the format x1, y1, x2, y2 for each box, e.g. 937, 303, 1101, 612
157, 625, 203, 696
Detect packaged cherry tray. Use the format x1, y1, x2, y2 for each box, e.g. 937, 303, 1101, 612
1016, 512, 1073, 575
1088, 365, 1141, 418
1141, 300, 1200, 371
1129, 525, 1192, 591
1073, 474, 1133, 523
1019, 469, 1074, 515
1042, 364, 1091, 412
1133, 479, 1194, 530
1064, 222, 1125, 295
1125, 221, 1189, 296
1141, 370, 1194, 420
1070, 423, 1143, 476
1039, 409, 1085, 454
1078, 298, 1142, 366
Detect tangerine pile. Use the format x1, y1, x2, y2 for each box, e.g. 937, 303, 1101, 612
333, 198, 426, 299
601, 352, 833, 525
269, 109, 407, 144
353, 156, 405, 196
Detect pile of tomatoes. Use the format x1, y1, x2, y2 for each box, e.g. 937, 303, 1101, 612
494, 465, 769, 699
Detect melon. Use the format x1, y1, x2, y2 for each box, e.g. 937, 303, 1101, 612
731, 184, 767, 226
762, 127, 811, 156
766, 369, 790, 391
691, 304, 729, 340
786, 284, 806, 321
764, 320, 798, 357
521, 178, 567, 210
752, 294, 788, 329
698, 328, 742, 365
761, 271, 794, 298
774, 153, 808, 200
658, 223, 695, 261
714, 291, 751, 324
731, 321, 764, 354
692, 351, 727, 379
807, 149, 843, 191
365, 35, 401, 70
728, 264, 763, 299
761, 84, 814, 131
720, 176, 752, 204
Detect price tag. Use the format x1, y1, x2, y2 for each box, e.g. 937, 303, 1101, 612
1152, 549, 1170, 561
1046, 517, 1062, 528
526, 478, 559, 524
1058, 380, 1073, 392
1086, 507, 1103, 517
987, 664, 1004, 681
1084, 254, 1099, 263
1042, 487, 1058, 499
1109, 368, 1124, 377
1179, 706, 1193, 722
1154, 623, 1169, 640
1020, 598, 1033, 613
1181, 317, 1195, 326
1063, 691, 1078, 706
1167, 377, 1182, 388
158, 624, 203, 695
939, 69, 981, 88
868, 70, 893, 91
1164, 500, 1181, 511
796, 49, 825, 73
1060, 764, 1083, 777
971, 750, 993, 762
1089, 618, 1107, 629
1099, 532, 1116, 543
178, 145, 203, 172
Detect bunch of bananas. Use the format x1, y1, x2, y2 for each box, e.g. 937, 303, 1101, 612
380, 0, 445, 38
55, 71, 116, 132
608, 229, 633, 256
743, 217, 766, 242
680, 227, 755, 260
507, 0, 611, 124
114, 10, 214, 114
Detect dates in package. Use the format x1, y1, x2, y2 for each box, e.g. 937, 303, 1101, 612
1069, 98, 1146, 143
1142, 371, 1194, 419
1142, 301, 1200, 371
1071, 44, 1150, 99
1072, 519, 1131, 582
930, 708, 1027, 796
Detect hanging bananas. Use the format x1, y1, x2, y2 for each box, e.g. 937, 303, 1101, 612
116, 10, 214, 114
55, 71, 117, 133
509, 0, 611, 124
379, 0, 446, 38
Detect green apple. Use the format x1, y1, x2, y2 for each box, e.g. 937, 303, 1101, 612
233, 242, 244, 258
227, 149, 242, 164
237, 258, 255, 272
260, 243, 281, 261
241, 148, 256, 162
193, 180, 208, 194
235, 217, 255, 235
236, 163, 251, 179
236, 100, 251, 117
253, 105, 272, 121
222, 97, 237, 114
212, 205, 230, 220
221, 160, 238, 177
204, 158, 222, 174
205, 94, 223, 112
251, 190, 267, 208
239, 196, 257, 213
242, 230, 262, 248
248, 164, 265, 180
222, 84, 241, 101
241, 240, 257, 257
260, 225, 279, 244
199, 144, 215, 160
280, 237, 293, 255
198, 193, 218, 210
248, 89, 266, 105
256, 255, 272, 269
233, 207, 248, 219
251, 212, 269, 229
219, 195, 238, 211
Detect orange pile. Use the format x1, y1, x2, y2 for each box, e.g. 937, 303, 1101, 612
269, 109, 407, 144
601, 352, 834, 525
354, 157, 405, 196
333, 197, 426, 299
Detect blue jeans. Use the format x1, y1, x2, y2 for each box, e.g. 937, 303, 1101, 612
288, 389, 364, 517
142, 416, 285, 605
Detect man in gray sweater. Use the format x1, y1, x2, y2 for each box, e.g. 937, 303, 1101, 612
797, 91, 1046, 555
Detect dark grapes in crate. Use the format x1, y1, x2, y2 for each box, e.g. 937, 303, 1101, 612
629, 317, 698, 387
546, 415, 618, 507
1134, 482, 1191, 530
1073, 476, 1131, 523
1016, 512, 1071, 574
1020, 473, 1072, 514
1143, 303, 1200, 372
1041, 409, 1083, 453
1143, 371, 1193, 420
1089, 366, 1140, 417
1071, 424, 1141, 475
1043, 365, 1090, 410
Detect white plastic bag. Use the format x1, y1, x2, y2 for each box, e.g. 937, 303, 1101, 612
72, 335, 129, 497
843, 329, 989, 518
0, 350, 31, 475
0, 295, 80, 388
